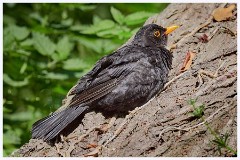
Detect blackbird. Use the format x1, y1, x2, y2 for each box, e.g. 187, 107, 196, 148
32, 24, 178, 141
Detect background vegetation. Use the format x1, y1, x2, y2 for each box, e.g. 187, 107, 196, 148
3, 3, 168, 156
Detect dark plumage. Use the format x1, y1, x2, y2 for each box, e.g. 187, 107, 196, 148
32, 24, 178, 141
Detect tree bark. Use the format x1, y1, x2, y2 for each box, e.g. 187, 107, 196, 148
11, 3, 237, 157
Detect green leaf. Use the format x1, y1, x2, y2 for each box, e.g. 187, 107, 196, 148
53, 85, 68, 94
77, 36, 121, 54
101, 40, 121, 54
3, 27, 15, 50
97, 25, 132, 39
3, 106, 12, 113
70, 24, 89, 31
17, 49, 31, 56
191, 104, 205, 118
20, 62, 27, 74
93, 15, 102, 24
78, 5, 97, 11
61, 19, 73, 27
110, 7, 125, 25
55, 36, 74, 61
3, 15, 16, 25
11, 25, 30, 41
3, 73, 29, 87
44, 72, 69, 80
20, 39, 33, 46
29, 12, 48, 26
32, 32, 56, 56
97, 29, 117, 38
223, 133, 229, 143
188, 98, 197, 106
77, 36, 102, 53
3, 130, 21, 145
131, 27, 140, 35
5, 111, 34, 121
80, 20, 115, 34
125, 12, 156, 26
74, 71, 88, 78
63, 58, 90, 71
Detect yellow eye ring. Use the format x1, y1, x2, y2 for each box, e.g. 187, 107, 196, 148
154, 30, 161, 37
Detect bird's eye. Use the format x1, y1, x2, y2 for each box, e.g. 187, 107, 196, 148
154, 30, 161, 37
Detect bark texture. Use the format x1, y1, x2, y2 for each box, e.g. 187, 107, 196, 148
11, 3, 237, 157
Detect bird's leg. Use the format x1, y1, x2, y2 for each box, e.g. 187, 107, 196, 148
197, 59, 226, 88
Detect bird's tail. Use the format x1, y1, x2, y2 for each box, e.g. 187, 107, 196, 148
31, 105, 89, 141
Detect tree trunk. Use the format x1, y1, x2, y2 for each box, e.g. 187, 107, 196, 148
11, 3, 237, 157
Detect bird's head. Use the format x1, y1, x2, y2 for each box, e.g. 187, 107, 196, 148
133, 24, 179, 47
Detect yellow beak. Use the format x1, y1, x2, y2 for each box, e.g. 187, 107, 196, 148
164, 25, 179, 35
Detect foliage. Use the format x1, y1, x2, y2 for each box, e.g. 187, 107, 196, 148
3, 3, 168, 156
188, 99, 237, 156
212, 133, 236, 156
188, 98, 204, 118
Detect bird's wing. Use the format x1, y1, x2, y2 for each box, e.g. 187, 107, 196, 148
63, 47, 137, 108
67, 53, 115, 96
68, 63, 133, 108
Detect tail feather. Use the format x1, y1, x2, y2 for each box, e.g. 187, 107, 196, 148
32, 105, 89, 141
